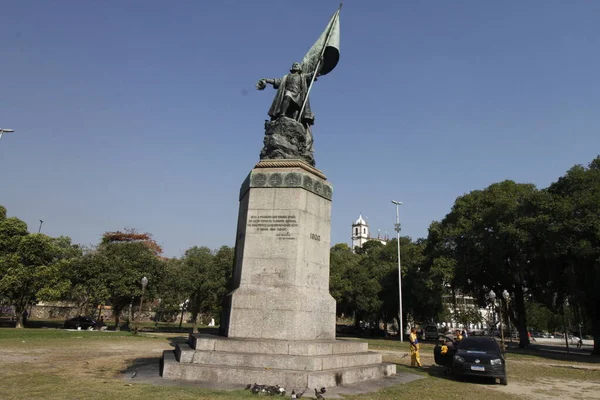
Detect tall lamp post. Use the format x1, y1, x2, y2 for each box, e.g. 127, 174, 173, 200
502, 290, 512, 343
134, 276, 148, 335
178, 299, 189, 333
489, 290, 505, 350
38, 220, 44, 233
0, 128, 15, 141
489, 289, 505, 350
391, 200, 403, 342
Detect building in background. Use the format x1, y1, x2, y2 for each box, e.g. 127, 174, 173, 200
351, 214, 387, 251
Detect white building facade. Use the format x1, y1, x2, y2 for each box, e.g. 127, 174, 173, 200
351, 214, 387, 250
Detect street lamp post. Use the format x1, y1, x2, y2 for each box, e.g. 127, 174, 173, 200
391, 200, 403, 342
491, 290, 506, 350
178, 299, 189, 333
0, 128, 15, 141
502, 290, 512, 344
38, 220, 44, 233
134, 276, 148, 335
489, 290, 504, 350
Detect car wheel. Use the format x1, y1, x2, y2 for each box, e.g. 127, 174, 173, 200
500, 376, 508, 385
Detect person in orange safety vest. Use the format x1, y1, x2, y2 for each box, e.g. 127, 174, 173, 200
409, 327, 422, 367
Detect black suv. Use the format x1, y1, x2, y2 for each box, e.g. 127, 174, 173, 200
434, 335, 507, 385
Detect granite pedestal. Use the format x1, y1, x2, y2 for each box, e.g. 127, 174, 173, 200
161, 160, 396, 388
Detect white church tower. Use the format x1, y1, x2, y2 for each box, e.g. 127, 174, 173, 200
351, 214, 369, 250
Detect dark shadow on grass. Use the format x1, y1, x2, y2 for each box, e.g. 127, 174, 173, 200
121, 357, 159, 376
165, 336, 188, 348
161, 330, 222, 349
121, 354, 247, 391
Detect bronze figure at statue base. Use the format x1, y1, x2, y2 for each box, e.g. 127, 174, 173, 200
260, 117, 315, 167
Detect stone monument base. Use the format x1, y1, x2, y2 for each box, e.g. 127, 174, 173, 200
161, 334, 396, 389
161, 160, 396, 388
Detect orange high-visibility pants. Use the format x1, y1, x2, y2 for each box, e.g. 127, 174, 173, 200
410, 344, 422, 367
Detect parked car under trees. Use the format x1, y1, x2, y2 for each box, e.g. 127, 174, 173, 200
63, 316, 97, 330
434, 336, 507, 385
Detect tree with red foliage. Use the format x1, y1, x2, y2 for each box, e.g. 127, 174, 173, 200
101, 228, 163, 256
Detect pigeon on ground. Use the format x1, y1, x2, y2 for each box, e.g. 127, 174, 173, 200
295, 389, 306, 398
131, 369, 138, 379
320, 387, 326, 394
290, 389, 296, 399
314, 388, 325, 399
266, 385, 284, 396
251, 384, 263, 395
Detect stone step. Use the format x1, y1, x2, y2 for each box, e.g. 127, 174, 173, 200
308, 362, 397, 388
189, 333, 368, 356
162, 350, 396, 388
176, 343, 381, 371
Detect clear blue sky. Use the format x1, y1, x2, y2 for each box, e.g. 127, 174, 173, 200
2, 1, 599, 257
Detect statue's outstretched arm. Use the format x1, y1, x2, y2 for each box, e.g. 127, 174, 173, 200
256, 78, 281, 90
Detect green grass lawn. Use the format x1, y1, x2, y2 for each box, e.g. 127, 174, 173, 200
2, 328, 599, 400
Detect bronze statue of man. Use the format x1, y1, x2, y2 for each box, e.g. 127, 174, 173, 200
256, 62, 319, 126
252, 5, 341, 167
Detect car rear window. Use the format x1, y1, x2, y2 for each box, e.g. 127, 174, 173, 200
458, 338, 499, 352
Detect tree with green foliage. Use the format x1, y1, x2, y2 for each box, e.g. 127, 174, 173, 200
0, 206, 82, 328
0, 233, 79, 328
66, 247, 112, 316
154, 257, 193, 323
209, 246, 235, 323
182, 245, 234, 332
545, 157, 600, 354
329, 243, 361, 318
525, 301, 563, 333
428, 181, 543, 347
0, 215, 28, 254
89, 233, 165, 330
379, 238, 447, 331
330, 241, 386, 328
329, 237, 446, 334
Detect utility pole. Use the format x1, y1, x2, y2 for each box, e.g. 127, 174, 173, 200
391, 200, 403, 342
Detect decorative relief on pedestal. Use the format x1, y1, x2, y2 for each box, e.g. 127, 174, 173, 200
268, 173, 283, 187
303, 175, 313, 191
240, 169, 333, 201
314, 181, 323, 195
284, 172, 301, 186
252, 173, 267, 187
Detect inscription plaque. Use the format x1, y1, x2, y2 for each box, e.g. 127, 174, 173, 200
247, 213, 299, 240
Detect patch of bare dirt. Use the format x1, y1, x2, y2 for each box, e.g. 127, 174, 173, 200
0, 336, 175, 380
375, 348, 600, 399
488, 378, 600, 400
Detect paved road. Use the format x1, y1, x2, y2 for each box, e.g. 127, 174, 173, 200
530, 338, 593, 349
504, 338, 595, 356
